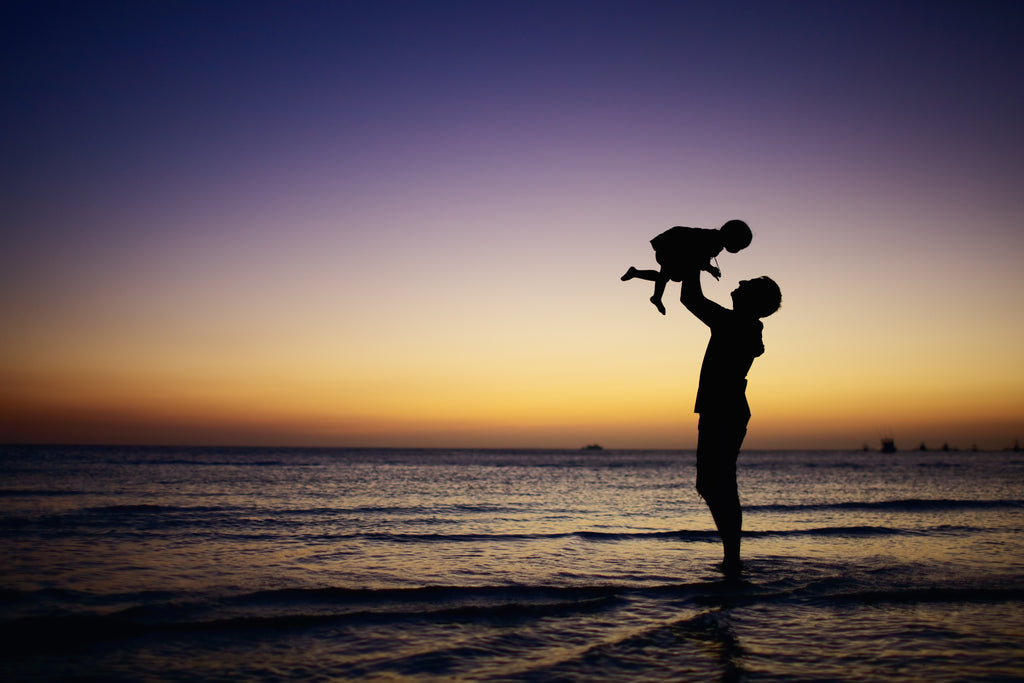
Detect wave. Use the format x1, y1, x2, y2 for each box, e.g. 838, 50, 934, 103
4, 495, 1015, 544
335, 530, 719, 543
747, 498, 1024, 512
86, 504, 232, 513
15, 497, 1021, 518
224, 525, 972, 544
5, 577, 1024, 657
0, 585, 625, 655
25, 502, 525, 517
23, 496, 1023, 518
421, 525, 968, 542
828, 586, 1024, 605
0, 489, 84, 497
2, 526, 931, 543
0, 515, 991, 542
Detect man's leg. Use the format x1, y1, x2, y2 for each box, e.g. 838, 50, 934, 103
696, 414, 748, 571
697, 459, 742, 568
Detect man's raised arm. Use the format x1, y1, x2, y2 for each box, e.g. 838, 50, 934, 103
680, 268, 727, 327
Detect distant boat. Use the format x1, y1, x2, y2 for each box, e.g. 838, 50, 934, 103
880, 438, 897, 453
582, 444, 603, 451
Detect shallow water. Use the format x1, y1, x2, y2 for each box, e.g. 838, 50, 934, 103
1, 446, 1023, 681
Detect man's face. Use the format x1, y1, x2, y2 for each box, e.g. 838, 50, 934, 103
731, 280, 755, 309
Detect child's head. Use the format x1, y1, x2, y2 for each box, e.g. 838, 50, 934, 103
720, 219, 752, 253
732, 276, 781, 318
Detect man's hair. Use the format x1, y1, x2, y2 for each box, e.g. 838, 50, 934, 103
748, 276, 782, 318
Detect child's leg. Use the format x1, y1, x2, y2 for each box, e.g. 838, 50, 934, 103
621, 267, 661, 281
650, 276, 667, 315
622, 267, 669, 314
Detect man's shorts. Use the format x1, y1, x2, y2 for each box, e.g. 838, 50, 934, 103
695, 413, 749, 490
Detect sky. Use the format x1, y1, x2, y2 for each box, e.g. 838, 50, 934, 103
1, 0, 1022, 450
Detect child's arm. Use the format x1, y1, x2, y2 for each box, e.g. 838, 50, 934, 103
697, 232, 724, 279
702, 261, 721, 279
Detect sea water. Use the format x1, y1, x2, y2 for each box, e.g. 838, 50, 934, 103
1, 445, 1022, 681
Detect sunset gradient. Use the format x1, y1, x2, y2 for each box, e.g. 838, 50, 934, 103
2, 1, 1022, 449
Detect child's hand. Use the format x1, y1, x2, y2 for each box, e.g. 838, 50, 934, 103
707, 265, 721, 279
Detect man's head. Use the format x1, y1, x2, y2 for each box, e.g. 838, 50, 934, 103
720, 219, 752, 253
731, 277, 781, 318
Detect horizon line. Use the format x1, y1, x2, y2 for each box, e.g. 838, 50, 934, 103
1, 441, 1018, 453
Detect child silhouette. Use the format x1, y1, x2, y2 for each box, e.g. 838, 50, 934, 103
621, 219, 752, 314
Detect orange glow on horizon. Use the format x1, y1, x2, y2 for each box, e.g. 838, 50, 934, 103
3, 349, 1019, 450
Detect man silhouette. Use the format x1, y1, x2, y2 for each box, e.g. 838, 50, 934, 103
679, 268, 781, 572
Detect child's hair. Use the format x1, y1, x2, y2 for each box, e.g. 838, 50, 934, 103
720, 219, 752, 252
746, 276, 782, 318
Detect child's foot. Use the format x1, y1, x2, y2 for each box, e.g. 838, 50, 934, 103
650, 296, 666, 315
620, 267, 638, 281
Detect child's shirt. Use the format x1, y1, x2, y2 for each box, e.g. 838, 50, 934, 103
650, 226, 723, 274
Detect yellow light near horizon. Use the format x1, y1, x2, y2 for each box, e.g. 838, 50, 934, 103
3, 230, 1021, 450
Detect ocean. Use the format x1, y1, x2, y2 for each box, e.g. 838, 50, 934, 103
1, 445, 1022, 682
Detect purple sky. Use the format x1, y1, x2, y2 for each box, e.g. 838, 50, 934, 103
2, 1, 1022, 448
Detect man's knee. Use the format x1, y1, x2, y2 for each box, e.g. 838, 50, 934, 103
695, 472, 720, 502
695, 477, 708, 501
696, 469, 736, 504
